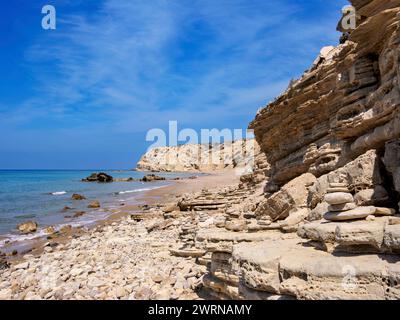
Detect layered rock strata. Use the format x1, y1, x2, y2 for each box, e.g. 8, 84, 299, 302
182, 0, 400, 300
249, 0, 400, 192
136, 139, 264, 173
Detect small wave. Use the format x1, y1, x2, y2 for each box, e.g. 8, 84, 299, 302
117, 186, 162, 195
51, 191, 67, 195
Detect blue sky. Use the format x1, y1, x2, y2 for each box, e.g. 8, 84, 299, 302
0, 0, 348, 169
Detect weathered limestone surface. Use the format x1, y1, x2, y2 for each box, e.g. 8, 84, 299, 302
249, 0, 400, 190
136, 139, 261, 173
197, 0, 400, 301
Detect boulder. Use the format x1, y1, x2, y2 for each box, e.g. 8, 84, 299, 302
354, 187, 389, 206
141, 174, 166, 182
44, 226, 56, 234
308, 202, 329, 221
256, 173, 316, 221
384, 225, 400, 251
88, 201, 101, 209
71, 194, 86, 200
17, 221, 38, 234
280, 208, 309, 228
383, 140, 400, 197
335, 221, 385, 250
82, 172, 113, 182
375, 207, 396, 216
298, 221, 338, 243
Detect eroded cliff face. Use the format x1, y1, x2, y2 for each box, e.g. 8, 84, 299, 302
163, 0, 400, 300
249, 0, 400, 194
136, 139, 267, 176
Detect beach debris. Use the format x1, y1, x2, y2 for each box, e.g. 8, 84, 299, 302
17, 221, 38, 234
88, 201, 101, 209
71, 193, 86, 200
82, 172, 113, 183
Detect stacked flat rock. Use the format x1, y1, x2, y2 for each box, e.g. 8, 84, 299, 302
323, 183, 376, 221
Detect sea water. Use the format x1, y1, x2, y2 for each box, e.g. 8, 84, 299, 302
0, 170, 190, 245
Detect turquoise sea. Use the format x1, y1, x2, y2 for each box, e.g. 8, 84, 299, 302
0, 170, 188, 245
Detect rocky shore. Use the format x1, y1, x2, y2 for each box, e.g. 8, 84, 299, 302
1, 0, 400, 301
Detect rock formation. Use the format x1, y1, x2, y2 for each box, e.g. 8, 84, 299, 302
17, 221, 38, 234
1, 0, 399, 301
136, 139, 261, 173
82, 172, 113, 183
168, 0, 400, 300
250, 0, 400, 193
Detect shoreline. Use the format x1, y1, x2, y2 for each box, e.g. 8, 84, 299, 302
0, 169, 240, 300
0, 170, 239, 263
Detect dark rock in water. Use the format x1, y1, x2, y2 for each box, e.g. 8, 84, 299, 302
88, 201, 100, 209
73, 211, 86, 218
141, 174, 166, 182
17, 221, 38, 234
82, 172, 113, 183
0, 252, 9, 270
63, 206, 72, 211
72, 193, 86, 200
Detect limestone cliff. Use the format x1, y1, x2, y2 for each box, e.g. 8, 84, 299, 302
136, 139, 267, 175
166, 0, 400, 300
250, 0, 400, 194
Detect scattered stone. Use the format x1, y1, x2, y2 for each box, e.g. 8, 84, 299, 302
374, 207, 396, 216
88, 201, 101, 209
141, 174, 166, 182
60, 225, 72, 234
328, 202, 356, 212
324, 193, 354, 205
44, 226, 56, 234
17, 221, 38, 234
71, 194, 86, 200
324, 206, 377, 221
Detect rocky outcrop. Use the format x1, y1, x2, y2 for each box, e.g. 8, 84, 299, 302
82, 172, 113, 183
249, 0, 400, 192
17, 221, 38, 234
137, 139, 262, 173
71, 194, 86, 200
180, 0, 400, 300
141, 174, 166, 182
